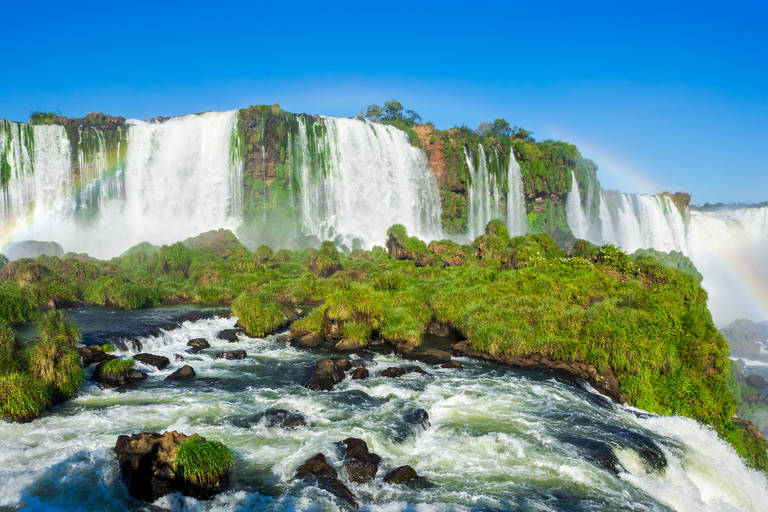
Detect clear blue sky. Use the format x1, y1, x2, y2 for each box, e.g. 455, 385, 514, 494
2, 0, 766, 204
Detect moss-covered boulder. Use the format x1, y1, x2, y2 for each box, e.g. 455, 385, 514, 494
93, 359, 147, 387
114, 431, 235, 502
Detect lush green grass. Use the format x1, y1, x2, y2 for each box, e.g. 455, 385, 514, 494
101, 358, 135, 377
174, 436, 235, 486
633, 248, 703, 281
0, 282, 36, 324
0, 325, 22, 372
0, 373, 52, 422
84, 275, 158, 310
29, 341, 83, 399
231, 291, 286, 337
39, 309, 80, 347
102, 343, 115, 354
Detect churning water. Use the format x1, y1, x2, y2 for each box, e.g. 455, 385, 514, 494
1, 311, 766, 511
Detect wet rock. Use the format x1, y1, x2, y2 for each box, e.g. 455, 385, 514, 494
114, 341, 129, 352
350, 358, 368, 368
93, 363, 147, 388
294, 332, 323, 349
215, 350, 246, 360
381, 367, 406, 378
295, 453, 338, 480
426, 322, 453, 337
263, 408, 307, 429
294, 453, 358, 509
340, 438, 381, 484
441, 361, 463, 369
129, 339, 143, 352
403, 349, 451, 365
186, 338, 210, 354
165, 365, 196, 381
174, 354, 186, 362
746, 374, 768, 389
334, 339, 364, 352
78, 345, 115, 366
404, 408, 430, 431
217, 329, 243, 343
134, 353, 170, 370
384, 465, 419, 484
114, 431, 230, 502
351, 368, 369, 380
306, 359, 351, 391
403, 366, 429, 376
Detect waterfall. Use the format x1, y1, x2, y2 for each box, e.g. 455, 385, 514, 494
466, 144, 504, 239
571, 189, 768, 324
294, 116, 442, 249
1, 111, 243, 258
506, 149, 527, 236
566, 171, 589, 239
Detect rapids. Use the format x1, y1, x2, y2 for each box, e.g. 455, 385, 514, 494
1, 311, 766, 511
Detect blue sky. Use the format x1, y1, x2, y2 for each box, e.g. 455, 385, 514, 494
2, 0, 766, 203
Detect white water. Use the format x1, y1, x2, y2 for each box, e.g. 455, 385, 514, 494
1, 112, 243, 258
294, 116, 443, 248
1, 313, 766, 511
567, 189, 768, 324
506, 150, 527, 237
567, 171, 589, 240
466, 145, 503, 240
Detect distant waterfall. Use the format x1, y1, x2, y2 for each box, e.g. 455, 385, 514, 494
567, 189, 768, 324
566, 171, 589, 240
506, 150, 527, 236
466, 144, 504, 239
0, 112, 243, 258
294, 116, 442, 249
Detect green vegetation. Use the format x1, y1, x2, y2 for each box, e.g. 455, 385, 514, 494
39, 309, 80, 347
632, 248, 703, 281
102, 343, 115, 354
174, 436, 235, 487
84, 275, 158, 310
0, 373, 52, 422
101, 358, 135, 377
231, 291, 286, 337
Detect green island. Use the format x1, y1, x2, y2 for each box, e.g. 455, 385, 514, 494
0, 221, 765, 472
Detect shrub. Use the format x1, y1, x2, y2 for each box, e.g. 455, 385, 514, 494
231, 291, 286, 337
0, 373, 52, 422
595, 244, 635, 274
0, 326, 23, 372
194, 286, 233, 304
254, 245, 273, 264
174, 436, 235, 487
0, 283, 36, 324
102, 343, 115, 354
39, 310, 80, 347
308, 241, 342, 277
84, 275, 158, 310
29, 341, 84, 400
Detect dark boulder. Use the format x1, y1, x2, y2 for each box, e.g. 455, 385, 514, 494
351, 367, 369, 380
384, 465, 419, 484
404, 408, 430, 431
217, 329, 243, 342
165, 365, 196, 381
381, 367, 406, 378
441, 361, 463, 369
306, 359, 351, 391
746, 374, 768, 389
134, 353, 170, 370
734, 417, 764, 440
294, 332, 324, 349
78, 345, 115, 366
340, 438, 381, 484
263, 408, 307, 429
114, 431, 230, 502
93, 363, 147, 388
129, 339, 143, 352
294, 453, 337, 480
215, 350, 247, 360
186, 338, 210, 354
403, 349, 451, 365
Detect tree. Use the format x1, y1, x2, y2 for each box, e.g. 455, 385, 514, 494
476, 122, 491, 135
383, 99, 404, 121
404, 109, 422, 124
512, 126, 534, 142
364, 105, 383, 121
491, 118, 511, 137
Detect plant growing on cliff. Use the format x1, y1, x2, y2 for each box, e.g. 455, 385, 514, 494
174, 437, 235, 487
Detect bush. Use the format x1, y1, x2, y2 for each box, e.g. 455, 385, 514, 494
39, 310, 80, 347
595, 244, 635, 274
308, 241, 342, 277
231, 291, 286, 337
0, 373, 52, 422
29, 341, 83, 400
0, 326, 23, 372
194, 286, 233, 304
254, 245, 273, 264
0, 283, 36, 324
174, 436, 235, 487
84, 275, 158, 310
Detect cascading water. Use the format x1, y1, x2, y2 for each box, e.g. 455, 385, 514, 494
466, 144, 504, 239
567, 189, 768, 324
1, 311, 766, 511
0, 112, 243, 258
506, 150, 527, 236
567, 171, 590, 240
293, 116, 443, 248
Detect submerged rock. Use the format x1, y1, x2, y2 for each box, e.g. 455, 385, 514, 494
384, 465, 419, 484
215, 350, 247, 360
294, 453, 358, 509
165, 365, 196, 381
441, 361, 463, 369
186, 338, 210, 354
134, 353, 170, 370
114, 431, 231, 502
404, 408, 430, 431
78, 345, 115, 367
403, 349, 451, 365
306, 359, 351, 391
217, 329, 243, 343
263, 408, 307, 429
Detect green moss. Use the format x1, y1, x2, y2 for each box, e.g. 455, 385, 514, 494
632, 248, 703, 281
101, 358, 135, 377
174, 436, 235, 487
0, 373, 52, 422
231, 291, 286, 337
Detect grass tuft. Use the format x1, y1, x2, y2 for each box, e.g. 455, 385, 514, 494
174, 436, 235, 487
